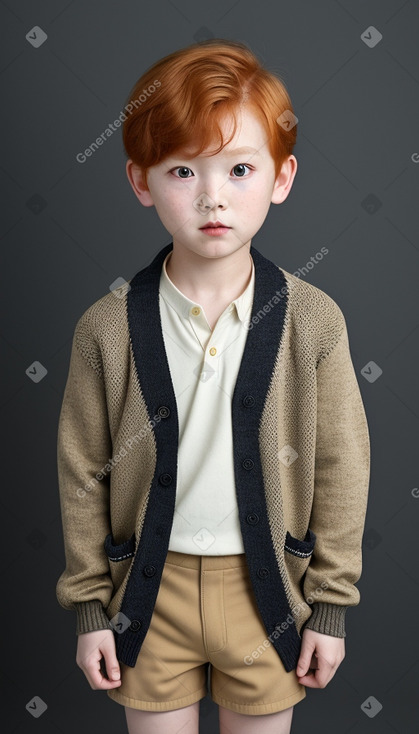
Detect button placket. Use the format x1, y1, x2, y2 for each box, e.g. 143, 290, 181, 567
205, 309, 233, 362
188, 305, 211, 352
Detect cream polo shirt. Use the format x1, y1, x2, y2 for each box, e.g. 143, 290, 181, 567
158, 250, 255, 555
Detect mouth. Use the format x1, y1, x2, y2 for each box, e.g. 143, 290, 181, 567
199, 220, 231, 234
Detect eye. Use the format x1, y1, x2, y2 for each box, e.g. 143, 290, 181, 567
232, 163, 252, 177
170, 166, 193, 178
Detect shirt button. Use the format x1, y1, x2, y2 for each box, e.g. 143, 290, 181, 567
209, 347, 217, 356
191, 306, 201, 316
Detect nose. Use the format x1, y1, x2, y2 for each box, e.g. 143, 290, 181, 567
201, 180, 228, 212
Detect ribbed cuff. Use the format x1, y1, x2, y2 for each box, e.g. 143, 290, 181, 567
75, 600, 112, 635
302, 602, 348, 637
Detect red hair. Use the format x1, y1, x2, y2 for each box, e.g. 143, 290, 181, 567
122, 38, 297, 189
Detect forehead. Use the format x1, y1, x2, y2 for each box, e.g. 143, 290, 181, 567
174, 109, 268, 161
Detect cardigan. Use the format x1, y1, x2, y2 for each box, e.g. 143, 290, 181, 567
159, 248, 255, 554
55, 241, 371, 673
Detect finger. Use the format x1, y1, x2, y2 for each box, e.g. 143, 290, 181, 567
296, 668, 325, 688
87, 660, 121, 690
85, 658, 109, 690
296, 649, 315, 677
101, 651, 121, 683
101, 648, 121, 683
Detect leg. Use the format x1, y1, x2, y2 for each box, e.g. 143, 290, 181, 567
219, 704, 294, 734
125, 700, 200, 734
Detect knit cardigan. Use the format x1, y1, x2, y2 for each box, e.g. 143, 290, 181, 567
56, 242, 371, 673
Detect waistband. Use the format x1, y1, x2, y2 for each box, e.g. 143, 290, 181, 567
165, 549, 248, 570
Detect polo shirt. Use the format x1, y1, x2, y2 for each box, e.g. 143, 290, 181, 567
159, 250, 255, 554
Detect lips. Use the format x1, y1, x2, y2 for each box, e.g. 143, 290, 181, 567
200, 221, 230, 229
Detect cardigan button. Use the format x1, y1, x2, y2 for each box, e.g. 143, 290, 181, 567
143, 565, 156, 577
158, 406, 170, 418
159, 473, 173, 486
129, 619, 141, 632
242, 459, 254, 470
246, 513, 259, 525
257, 567, 270, 579
242, 395, 255, 407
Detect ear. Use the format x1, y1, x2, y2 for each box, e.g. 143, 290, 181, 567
126, 160, 155, 207
271, 155, 298, 205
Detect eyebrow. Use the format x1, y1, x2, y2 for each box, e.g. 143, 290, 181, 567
220, 147, 261, 157
171, 146, 261, 161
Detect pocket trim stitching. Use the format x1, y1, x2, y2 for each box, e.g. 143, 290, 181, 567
284, 543, 313, 558
284, 528, 316, 558
104, 532, 136, 562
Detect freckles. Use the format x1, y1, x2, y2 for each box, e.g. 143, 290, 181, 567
161, 189, 180, 210
242, 191, 263, 209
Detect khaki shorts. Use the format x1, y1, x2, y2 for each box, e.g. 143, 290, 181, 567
107, 549, 306, 715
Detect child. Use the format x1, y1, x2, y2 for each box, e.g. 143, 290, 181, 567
56, 39, 371, 734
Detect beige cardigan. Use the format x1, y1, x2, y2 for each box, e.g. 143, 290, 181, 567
55, 242, 371, 673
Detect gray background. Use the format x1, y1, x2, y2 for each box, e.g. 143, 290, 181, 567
1, 0, 418, 732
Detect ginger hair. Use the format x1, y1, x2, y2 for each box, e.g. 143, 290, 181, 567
122, 38, 297, 189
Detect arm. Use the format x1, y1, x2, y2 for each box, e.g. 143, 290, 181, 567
301, 313, 371, 639
55, 312, 114, 635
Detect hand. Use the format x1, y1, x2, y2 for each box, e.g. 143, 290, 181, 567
76, 629, 122, 690
296, 628, 345, 688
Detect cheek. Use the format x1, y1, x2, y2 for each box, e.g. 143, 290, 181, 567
154, 191, 191, 229
152, 185, 177, 212
239, 188, 270, 217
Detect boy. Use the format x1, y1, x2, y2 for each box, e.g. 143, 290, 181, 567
56, 39, 370, 734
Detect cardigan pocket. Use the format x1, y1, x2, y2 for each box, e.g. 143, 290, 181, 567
283, 528, 316, 606
283, 528, 317, 636
104, 531, 136, 591
284, 528, 316, 559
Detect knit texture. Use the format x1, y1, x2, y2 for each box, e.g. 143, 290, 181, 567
56, 243, 370, 672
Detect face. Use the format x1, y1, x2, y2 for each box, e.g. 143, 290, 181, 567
126, 105, 297, 261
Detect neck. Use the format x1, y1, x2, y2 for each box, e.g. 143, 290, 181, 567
165, 244, 253, 302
